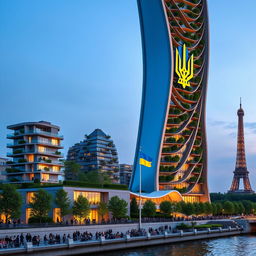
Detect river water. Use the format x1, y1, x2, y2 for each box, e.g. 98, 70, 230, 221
94, 235, 256, 256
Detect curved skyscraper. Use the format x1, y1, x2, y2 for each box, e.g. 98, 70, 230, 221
130, 0, 210, 203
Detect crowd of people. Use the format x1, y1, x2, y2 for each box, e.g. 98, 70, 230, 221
0, 225, 172, 249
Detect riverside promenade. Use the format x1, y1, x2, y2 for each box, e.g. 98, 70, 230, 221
0, 219, 248, 256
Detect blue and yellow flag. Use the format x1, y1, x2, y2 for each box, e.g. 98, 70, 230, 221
139, 152, 152, 167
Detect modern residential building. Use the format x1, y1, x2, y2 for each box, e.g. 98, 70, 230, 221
14, 185, 130, 224
119, 164, 132, 186
228, 101, 254, 194
6, 121, 64, 184
67, 129, 119, 182
130, 0, 210, 203
0, 157, 8, 181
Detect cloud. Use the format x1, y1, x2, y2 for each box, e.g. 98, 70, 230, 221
208, 119, 256, 135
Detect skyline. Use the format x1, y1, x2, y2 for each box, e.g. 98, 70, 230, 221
1, 0, 256, 192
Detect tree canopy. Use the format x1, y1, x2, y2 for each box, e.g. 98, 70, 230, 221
55, 189, 71, 221
142, 200, 156, 217
0, 184, 22, 222
130, 198, 139, 218
78, 170, 112, 185
72, 195, 90, 223
30, 189, 52, 223
98, 201, 109, 220
160, 201, 174, 216
64, 161, 81, 180
108, 196, 128, 219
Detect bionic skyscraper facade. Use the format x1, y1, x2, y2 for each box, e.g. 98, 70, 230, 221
130, 0, 210, 203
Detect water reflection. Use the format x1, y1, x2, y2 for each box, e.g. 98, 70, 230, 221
94, 235, 256, 256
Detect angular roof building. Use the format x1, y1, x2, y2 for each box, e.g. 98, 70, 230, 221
67, 129, 119, 183
130, 0, 210, 203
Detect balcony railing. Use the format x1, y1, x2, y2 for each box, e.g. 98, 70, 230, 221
7, 140, 62, 147
7, 150, 63, 157
7, 130, 63, 139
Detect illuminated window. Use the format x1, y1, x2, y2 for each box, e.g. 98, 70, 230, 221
42, 173, 49, 181
38, 146, 45, 153
89, 209, 99, 222
27, 192, 36, 203
52, 166, 59, 172
26, 208, 32, 224
28, 155, 34, 162
183, 196, 200, 203
52, 139, 59, 146
29, 174, 34, 181
38, 164, 47, 170
53, 208, 61, 222
74, 191, 101, 204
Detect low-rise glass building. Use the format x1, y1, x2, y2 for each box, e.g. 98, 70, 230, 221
17, 185, 130, 224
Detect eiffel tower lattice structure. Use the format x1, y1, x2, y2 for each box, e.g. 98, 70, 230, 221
228, 100, 254, 194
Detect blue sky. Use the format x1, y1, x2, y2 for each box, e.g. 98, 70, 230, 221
1, 0, 256, 192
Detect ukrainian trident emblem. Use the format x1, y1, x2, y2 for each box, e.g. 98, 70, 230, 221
175, 44, 194, 88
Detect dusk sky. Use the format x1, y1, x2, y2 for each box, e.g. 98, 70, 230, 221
1, 0, 256, 192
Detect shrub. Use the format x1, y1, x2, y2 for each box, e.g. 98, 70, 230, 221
28, 216, 53, 224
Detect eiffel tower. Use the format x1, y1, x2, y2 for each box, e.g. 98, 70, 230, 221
228, 99, 254, 194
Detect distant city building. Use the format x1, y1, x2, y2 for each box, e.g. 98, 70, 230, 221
119, 164, 132, 186
6, 121, 64, 184
67, 129, 119, 182
0, 157, 8, 181
228, 101, 254, 194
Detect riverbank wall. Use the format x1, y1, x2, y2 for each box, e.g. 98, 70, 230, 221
0, 226, 242, 256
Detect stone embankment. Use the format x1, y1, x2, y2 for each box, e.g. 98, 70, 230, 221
0, 219, 247, 256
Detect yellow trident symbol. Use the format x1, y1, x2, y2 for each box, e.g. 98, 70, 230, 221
175, 44, 194, 88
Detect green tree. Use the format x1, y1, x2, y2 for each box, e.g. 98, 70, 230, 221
55, 189, 71, 221
64, 161, 81, 180
223, 201, 234, 215
242, 200, 253, 214
181, 203, 195, 216
252, 203, 256, 215
142, 200, 156, 217
194, 202, 204, 215
130, 198, 139, 218
242, 200, 253, 215
72, 195, 90, 223
98, 201, 108, 221
215, 202, 223, 215
204, 202, 213, 215
199, 202, 206, 214
237, 202, 245, 215
174, 202, 183, 213
79, 170, 112, 185
160, 201, 174, 216
211, 203, 217, 216
233, 202, 240, 215
108, 196, 128, 219
0, 184, 22, 222
30, 189, 52, 223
